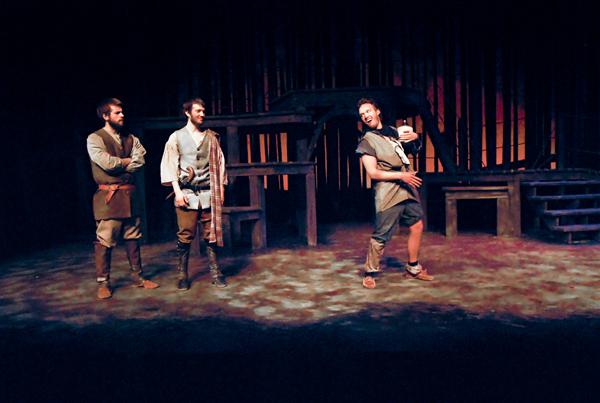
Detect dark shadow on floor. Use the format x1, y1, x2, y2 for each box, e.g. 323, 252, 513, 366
2, 309, 600, 402
3, 223, 600, 401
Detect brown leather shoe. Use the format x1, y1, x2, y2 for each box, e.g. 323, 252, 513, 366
405, 264, 434, 281
97, 283, 112, 299
131, 272, 160, 289
139, 279, 160, 289
362, 275, 376, 289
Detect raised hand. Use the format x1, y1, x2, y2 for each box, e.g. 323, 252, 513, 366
398, 131, 418, 143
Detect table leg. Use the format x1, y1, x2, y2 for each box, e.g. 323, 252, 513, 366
445, 197, 457, 237
305, 168, 317, 246
497, 196, 509, 236
249, 176, 267, 249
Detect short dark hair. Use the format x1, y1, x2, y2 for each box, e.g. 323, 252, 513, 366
96, 98, 123, 119
356, 97, 380, 111
182, 98, 206, 114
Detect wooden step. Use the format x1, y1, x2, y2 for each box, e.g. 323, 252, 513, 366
543, 208, 600, 217
523, 180, 600, 187
546, 223, 600, 232
528, 193, 600, 201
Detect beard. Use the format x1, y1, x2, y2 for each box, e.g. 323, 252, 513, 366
109, 120, 124, 132
191, 116, 204, 128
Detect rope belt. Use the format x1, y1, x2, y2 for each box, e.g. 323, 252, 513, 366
98, 184, 135, 204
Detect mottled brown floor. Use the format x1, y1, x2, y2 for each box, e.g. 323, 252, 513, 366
2, 224, 600, 401
2, 223, 600, 328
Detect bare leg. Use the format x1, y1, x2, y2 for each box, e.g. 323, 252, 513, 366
405, 219, 433, 281
407, 219, 423, 263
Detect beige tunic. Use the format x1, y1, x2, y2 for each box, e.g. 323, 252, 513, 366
357, 131, 419, 213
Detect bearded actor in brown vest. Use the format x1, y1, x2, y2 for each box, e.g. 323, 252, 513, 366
87, 98, 159, 299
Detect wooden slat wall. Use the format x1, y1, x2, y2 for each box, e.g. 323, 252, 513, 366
129, 4, 599, 175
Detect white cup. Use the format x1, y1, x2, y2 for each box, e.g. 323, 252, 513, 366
397, 124, 413, 134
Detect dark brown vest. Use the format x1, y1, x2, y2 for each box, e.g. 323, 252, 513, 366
90, 129, 140, 220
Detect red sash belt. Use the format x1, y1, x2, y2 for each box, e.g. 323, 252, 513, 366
98, 184, 135, 204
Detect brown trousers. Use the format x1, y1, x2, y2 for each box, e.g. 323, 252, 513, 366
95, 217, 142, 248
175, 207, 212, 245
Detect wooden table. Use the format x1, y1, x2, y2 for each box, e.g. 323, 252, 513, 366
442, 185, 517, 238
224, 162, 317, 249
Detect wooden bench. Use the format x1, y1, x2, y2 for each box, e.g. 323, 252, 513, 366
221, 205, 266, 250
442, 186, 518, 238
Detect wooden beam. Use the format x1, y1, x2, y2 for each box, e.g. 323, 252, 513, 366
227, 162, 315, 177
305, 107, 352, 161
418, 101, 457, 174
502, 43, 512, 169
226, 126, 240, 163
249, 176, 267, 248
468, 45, 483, 171
134, 111, 313, 131
484, 45, 497, 169
508, 176, 522, 236
225, 126, 240, 206
305, 166, 317, 246
443, 18, 457, 165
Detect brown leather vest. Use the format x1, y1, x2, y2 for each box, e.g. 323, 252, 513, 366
90, 129, 140, 220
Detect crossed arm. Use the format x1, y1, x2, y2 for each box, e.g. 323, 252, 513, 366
87, 134, 146, 173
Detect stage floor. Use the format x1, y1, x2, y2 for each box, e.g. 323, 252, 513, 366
2, 223, 600, 400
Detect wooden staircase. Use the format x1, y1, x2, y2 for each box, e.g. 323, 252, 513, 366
524, 179, 600, 243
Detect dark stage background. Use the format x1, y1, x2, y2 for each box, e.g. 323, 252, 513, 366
2, 2, 600, 401
1, 0, 599, 259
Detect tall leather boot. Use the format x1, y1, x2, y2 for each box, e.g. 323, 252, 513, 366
95, 242, 112, 299
124, 240, 159, 289
207, 243, 227, 288
176, 241, 191, 290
